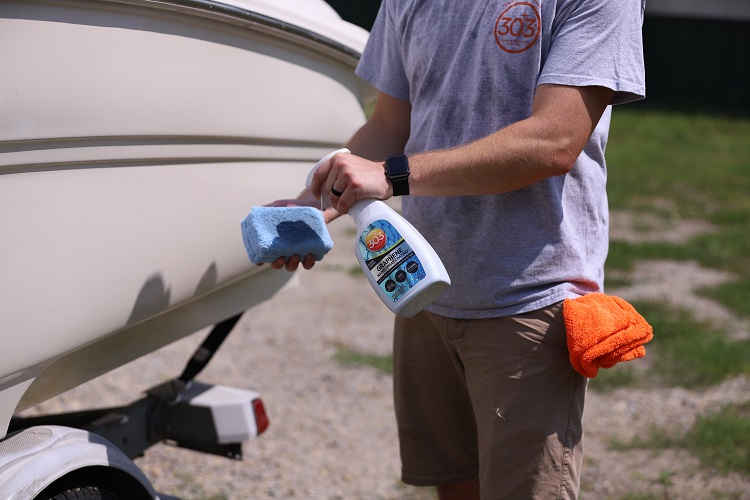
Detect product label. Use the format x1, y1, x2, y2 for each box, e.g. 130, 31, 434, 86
358, 219, 427, 303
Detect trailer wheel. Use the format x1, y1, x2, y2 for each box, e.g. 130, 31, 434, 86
35, 481, 119, 500
40, 484, 119, 500
34, 466, 150, 500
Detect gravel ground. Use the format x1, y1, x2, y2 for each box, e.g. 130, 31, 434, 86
27, 208, 750, 499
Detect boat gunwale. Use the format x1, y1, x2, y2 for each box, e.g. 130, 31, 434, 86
95, 0, 364, 66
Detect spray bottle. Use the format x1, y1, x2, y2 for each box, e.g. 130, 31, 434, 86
306, 149, 451, 318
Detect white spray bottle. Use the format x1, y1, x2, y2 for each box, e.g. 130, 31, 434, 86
306, 149, 451, 318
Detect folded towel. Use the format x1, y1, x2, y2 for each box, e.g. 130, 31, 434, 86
241, 206, 333, 264
563, 293, 653, 378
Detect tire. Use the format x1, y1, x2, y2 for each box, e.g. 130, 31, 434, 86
37, 481, 120, 500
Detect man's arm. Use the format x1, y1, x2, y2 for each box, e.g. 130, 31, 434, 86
408, 84, 613, 195
289, 91, 411, 223
315, 84, 614, 212
275, 83, 612, 270
348, 91, 412, 161
267, 91, 411, 271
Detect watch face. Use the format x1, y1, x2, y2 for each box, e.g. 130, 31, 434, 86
387, 155, 409, 177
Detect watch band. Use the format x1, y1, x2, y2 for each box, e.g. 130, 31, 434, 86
385, 154, 410, 196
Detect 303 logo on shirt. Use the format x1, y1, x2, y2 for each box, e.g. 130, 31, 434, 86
494, 1, 541, 54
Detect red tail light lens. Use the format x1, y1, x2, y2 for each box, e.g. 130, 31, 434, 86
252, 398, 269, 435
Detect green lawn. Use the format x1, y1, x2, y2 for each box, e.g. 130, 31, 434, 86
593, 109, 750, 479
595, 109, 750, 393
606, 109, 750, 316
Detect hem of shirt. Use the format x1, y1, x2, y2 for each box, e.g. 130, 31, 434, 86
424, 289, 586, 319
354, 66, 410, 102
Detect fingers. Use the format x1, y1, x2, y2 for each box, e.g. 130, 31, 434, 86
322, 153, 354, 213
318, 153, 392, 213
269, 254, 317, 272
284, 255, 301, 272
270, 256, 288, 270
322, 206, 343, 224
311, 151, 359, 212
265, 195, 317, 209
302, 254, 316, 270
327, 180, 348, 212
309, 153, 340, 200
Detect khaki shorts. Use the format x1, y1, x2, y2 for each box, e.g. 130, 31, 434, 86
393, 303, 587, 499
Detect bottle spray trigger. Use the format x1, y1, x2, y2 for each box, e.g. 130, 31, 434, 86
306, 149, 451, 317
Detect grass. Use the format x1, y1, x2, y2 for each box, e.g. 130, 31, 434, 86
595, 109, 750, 389
606, 109, 750, 321
606, 110, 750, 220
610, 403, 750, 476
590, 300, 750, 390
333, 346, 393, 375
687, 403, 750, 474
586, 364, 641, 393
700, 277, 750, 319
593, 109, 750, 492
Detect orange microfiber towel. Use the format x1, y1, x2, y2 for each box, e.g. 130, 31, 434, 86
563, 293, 653, 378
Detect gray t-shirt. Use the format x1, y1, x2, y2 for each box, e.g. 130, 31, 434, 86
356, 0, 646, 318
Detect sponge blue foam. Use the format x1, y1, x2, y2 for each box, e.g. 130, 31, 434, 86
241, 206, 334, 264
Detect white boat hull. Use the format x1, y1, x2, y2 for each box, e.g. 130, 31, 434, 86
0, 0, 371, 435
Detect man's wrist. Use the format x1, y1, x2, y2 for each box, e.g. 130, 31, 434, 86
384, 154, 410, 196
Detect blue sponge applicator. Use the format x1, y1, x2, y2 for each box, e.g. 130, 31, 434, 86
241, 206, 334, 264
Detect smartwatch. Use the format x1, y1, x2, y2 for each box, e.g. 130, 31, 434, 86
385, 154, 410, 196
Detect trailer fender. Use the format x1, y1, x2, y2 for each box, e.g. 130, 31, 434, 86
0, 425, 158, 499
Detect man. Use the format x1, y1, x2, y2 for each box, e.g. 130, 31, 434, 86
272, 0, 645, 497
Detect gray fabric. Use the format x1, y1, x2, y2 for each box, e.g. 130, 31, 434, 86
356, 0, 646, 319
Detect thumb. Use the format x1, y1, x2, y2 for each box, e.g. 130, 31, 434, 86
322, 206, 342, 224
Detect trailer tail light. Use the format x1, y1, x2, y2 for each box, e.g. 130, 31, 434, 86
252, 398, 269, 435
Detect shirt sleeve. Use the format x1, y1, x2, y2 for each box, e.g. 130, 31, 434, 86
354, 0, 411, 102
539, 0, 646, 105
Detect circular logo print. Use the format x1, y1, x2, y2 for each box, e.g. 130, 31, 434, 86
494, 2, 541, 54
406, 261, 419, 274
365, 227, 387, 252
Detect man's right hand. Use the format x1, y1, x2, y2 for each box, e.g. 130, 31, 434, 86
261, 189, 342, 272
